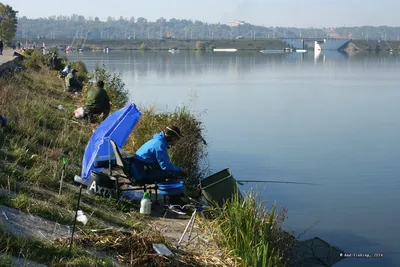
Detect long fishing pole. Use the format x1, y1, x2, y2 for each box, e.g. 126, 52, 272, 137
198, 137, 319, 186
236, 180, 319, 185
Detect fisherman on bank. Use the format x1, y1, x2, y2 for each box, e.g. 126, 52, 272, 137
129, 126, 187, 183
65, 69, 82, 93
84, 80, 110, 122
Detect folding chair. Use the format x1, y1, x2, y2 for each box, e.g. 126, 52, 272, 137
109, 140, 159, 201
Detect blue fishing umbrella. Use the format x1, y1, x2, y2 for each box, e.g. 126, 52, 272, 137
80, 103, 142, 185
70, 104, 141, 253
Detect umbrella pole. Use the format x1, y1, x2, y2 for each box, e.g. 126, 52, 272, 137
69, 184, 83, 255
107, 138, 119, 198
108, 138, 112, 176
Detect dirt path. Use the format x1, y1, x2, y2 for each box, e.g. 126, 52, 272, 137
27, 181, 213, 250
0, 253, 47, 267
0, 49, 16, 64
0, 204, 71, 266
0, 204, 71, 241
149, 204, 218, 252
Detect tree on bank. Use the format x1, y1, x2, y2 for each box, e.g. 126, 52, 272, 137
0, 3, 18, 42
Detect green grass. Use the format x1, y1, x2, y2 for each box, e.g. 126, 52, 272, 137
0, 66, 92, 189
351, 40, 400, 51
0, 48, 298, 266
0, 228, 114, 266
13, 183, 145, 229
0, 193, 77, 226
212, 191, 296, 267
0, 49, 215, 265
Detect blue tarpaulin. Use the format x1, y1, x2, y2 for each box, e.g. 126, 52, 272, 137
80, 103, 142, 184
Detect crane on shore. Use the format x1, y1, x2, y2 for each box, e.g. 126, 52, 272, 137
384, 39, 394, 53
79, 32, 91, 52
69, 29, 80, 51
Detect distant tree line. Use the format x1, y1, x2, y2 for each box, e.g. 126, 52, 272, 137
15, 15, 400, 41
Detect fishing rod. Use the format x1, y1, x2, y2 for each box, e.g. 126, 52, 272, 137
236, 180, 319, 186
197, 138, 319, 186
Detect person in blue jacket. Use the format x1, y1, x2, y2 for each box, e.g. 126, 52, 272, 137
130, 125, 187, 183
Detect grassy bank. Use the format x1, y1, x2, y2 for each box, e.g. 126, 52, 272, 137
0, 49, 294, 266
349, 40, 400, 52
212, 192, 295, 267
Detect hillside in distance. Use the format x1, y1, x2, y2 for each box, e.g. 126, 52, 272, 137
15, 14, 400, 41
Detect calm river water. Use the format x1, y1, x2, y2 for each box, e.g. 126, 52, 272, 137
67, 50, 400, 266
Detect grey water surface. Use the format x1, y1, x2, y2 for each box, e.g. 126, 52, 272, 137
67, 50, 400, 266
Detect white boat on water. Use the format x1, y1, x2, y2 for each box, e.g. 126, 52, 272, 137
296, 49, 307, 53
168, 48, 180, 54
213, 48, 237, 52
260, 49, 284, 54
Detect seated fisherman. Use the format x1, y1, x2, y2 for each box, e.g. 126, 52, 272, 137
129, 126, 187, 183
65, 69, 82, 93
84, 80, 111, 122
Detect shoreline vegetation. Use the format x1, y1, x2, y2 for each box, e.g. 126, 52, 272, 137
0, 49, 296, 266
12, 38, 400, 52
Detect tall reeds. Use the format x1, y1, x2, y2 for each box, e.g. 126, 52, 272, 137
213, 191, 289, 267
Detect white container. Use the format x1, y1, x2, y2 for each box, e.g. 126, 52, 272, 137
140, 192, 152, 215
77, 210, 88, 225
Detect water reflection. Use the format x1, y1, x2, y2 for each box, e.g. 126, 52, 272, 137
67, 50, 400, 79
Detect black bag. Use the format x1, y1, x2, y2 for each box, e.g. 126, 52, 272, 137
87, 171, 116, 198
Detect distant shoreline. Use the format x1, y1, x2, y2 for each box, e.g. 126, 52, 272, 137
13, 38, 400, 52
13, 38, 284, 51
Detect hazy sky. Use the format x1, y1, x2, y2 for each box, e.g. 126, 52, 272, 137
2, 0, 399, 27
